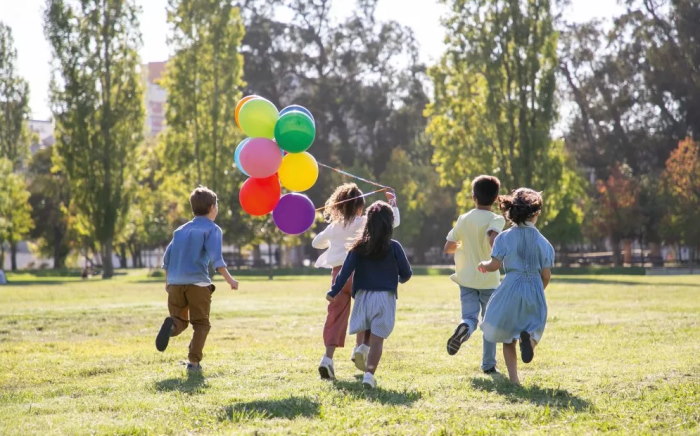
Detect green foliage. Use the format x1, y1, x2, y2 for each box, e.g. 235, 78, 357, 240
242, 0, 452, 256
44, 0, 144, 278
0, 158, 34, 265
161, 0, 247, 245
427, 0, 581, 246
0, 22, 31, 169
27, 147, 71, 269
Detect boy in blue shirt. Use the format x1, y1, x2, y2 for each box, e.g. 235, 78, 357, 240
155, 186, 238, 372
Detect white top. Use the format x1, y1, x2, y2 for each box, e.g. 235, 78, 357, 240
446, 209, 505, 289
312, 207, 400, 268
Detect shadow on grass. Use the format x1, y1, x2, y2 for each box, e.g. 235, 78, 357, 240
552, 277, 700, 287
220, 396, 320, 421
331, 377, 422, 406
471, 376, 591, 412
155, 371, 207, 394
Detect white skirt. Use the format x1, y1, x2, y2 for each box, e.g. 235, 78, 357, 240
349, 290, 397, 339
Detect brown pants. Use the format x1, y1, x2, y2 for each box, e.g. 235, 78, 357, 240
167, 284, 213, 363
323, 266, 354, 347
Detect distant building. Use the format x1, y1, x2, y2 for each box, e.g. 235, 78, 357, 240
28, 119, 55, 154
143, 61, 167, 137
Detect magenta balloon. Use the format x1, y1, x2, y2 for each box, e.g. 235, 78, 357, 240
272, 193, 316, 235
239, 138, 283, 178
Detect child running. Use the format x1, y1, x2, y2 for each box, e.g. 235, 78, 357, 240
477, 188, 554, 385
326, 201, 412, 388
444, 175, 505, 374
312, 183, 399, 380
155, 186, 239, 372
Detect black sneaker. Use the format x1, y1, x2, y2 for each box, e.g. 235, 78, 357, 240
483, 366, 499, 375
446, 323, 471, 355
155, 317, 174, 352
519, 331, 534, 363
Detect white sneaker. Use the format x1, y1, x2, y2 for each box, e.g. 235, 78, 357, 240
318, 356, 335, 380
351, 344, 370, 372
362, 372, 376, 389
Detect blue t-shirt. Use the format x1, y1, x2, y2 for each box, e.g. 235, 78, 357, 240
328, 240, 412, 298
162, 216, 226, 285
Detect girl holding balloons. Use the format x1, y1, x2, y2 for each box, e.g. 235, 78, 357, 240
313, 183, 400, 381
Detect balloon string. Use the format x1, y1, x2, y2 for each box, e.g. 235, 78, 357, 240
315, 188, 388, 211
317, 162, 390, 189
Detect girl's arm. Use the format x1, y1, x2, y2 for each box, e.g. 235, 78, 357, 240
541, 268, 551, 289
311, 224, 333, 249
477, 257, 502, 273
385, 190, 401, 228
394, 242, 412, 283
326, 252, 357, 300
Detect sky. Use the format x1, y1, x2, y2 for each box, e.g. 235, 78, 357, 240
0, 0, 623, 120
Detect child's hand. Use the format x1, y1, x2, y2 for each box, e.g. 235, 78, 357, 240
228, 278, 239, 290
326, 293, 335, 302
477, 262, 488, 273
384, 189, 397, 206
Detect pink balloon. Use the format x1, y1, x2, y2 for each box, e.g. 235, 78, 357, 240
239, 138, 283, 178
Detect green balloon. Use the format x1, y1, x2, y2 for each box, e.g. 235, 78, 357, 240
274, 111, 316, 153
238, 98, 279, 139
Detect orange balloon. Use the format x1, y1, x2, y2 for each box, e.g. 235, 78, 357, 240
235, 95, 259, 128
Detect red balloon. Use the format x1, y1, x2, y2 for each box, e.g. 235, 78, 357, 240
239, 174, 281, 216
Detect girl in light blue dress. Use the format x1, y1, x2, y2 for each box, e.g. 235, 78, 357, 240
477, 188, 554, 385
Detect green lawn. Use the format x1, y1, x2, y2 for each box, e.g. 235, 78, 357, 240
1, 272, 698, 435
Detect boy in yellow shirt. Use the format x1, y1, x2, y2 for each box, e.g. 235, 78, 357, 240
444, 175, 505, 373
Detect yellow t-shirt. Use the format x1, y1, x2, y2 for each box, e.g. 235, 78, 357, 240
446, 209, 506, 289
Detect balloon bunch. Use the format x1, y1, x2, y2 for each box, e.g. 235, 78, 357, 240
234, 96, 319, 235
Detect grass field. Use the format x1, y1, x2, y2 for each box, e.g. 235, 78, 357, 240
1, 271, 698, 435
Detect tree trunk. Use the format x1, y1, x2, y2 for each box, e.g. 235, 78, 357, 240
649, 242, 663, 267
102, 239, 114, 279
10, 240, 18, 271
611, 235, 623, 267
0, 243, 5, 270
53, 226, 67, 269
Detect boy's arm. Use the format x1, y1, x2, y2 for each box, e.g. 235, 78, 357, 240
487, 230, 498, 247
205, 227, 237, 290
162, 241, 172, 269
444, 241, 458, 254
217, 266, 239, 290
541, 268, 551, 289
327, 252, 357, 300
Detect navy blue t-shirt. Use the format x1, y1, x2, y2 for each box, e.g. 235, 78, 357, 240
328, 240, 412, 298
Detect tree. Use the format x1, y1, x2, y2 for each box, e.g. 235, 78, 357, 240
0, 22, 31, 170
0, 158, 33, 270
161, 0, 247, 251
27, 147, 71, 269
45, 0, 144, 278
427, 0, 582, 247
662, 138, 700, 257
240, 0, 451, 257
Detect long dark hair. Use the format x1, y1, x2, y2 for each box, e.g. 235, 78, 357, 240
351, 201, 394, 258
499, 188, 543, 225
323, 183, 365, 226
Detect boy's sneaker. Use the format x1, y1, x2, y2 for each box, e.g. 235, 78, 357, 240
318, 356, 335, 380
352, 344, 370, 372
446, 323, 471, 355
483, 366, 500, 375
362, 372, 376, 389
519, 331, 534, 363
155, 317, 174, 352
186, 362, 202, 373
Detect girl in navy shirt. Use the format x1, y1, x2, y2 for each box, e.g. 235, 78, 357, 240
327, 201, 412, 388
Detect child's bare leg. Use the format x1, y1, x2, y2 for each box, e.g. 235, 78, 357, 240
503, 341, 520, 385
366, 334, 384, 374
325, 346, 336, 359
359, 330, 371, 346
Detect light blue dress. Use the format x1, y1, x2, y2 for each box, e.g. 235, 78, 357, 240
481, 223, 555, 343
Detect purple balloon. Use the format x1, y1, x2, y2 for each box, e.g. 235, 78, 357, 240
272, 193, 316, 235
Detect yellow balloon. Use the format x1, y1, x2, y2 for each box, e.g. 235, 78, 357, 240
278, 152, 319, 192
